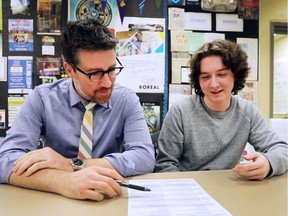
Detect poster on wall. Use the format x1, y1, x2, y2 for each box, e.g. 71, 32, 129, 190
8, 95, 26, 127
8, 56, 33, 94
116, 17, 165, 93
0, 57, 7, 81
41, 36, 55, 55
68, 0, 119, 28
0, 109, 5, 129
142, 102, 161, 133
11, 0, 31, 15
37, 0, 62, 35
8, 19, 34, 52
0, 0, 2, 30
237, 37, 258, 81
0, 33, 2, 56
238, 81, 259, 107
37, 57, 61, 77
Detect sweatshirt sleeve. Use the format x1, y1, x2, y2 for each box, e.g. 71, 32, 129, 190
248, 103, 288, 177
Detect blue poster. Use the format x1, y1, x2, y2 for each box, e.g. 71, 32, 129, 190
8, 56, 33, 94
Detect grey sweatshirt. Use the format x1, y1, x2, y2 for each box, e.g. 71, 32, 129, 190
155, 94, 288, 177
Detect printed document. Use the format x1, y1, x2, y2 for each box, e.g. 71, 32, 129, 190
128, 179, 232, 216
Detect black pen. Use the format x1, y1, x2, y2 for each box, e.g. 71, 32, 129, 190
116, 180, 151, 192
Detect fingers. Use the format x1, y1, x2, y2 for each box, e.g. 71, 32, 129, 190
82, 190, 105, 201
13, 147, 69, 176
232, 164, 264, 180
86, 166, 123, 196
242, 151, 259, 161
233, 152, 271, 180
64, 166, 124, 201
13, 153, 46, 176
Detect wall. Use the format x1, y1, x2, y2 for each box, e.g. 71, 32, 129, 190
259, 0, 287, 119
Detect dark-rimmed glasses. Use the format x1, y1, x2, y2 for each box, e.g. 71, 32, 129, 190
71, 57, 124, 83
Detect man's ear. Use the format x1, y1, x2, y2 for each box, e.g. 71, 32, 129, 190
63, 62, 74, 78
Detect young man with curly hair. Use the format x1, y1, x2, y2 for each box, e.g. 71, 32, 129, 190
155, 39, 287, 180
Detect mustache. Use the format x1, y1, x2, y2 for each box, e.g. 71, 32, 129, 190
98, 87, 111, 91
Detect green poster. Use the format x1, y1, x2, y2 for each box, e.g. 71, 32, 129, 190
0, 0, 2, 30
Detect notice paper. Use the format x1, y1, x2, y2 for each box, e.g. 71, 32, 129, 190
128, 179, 232, 216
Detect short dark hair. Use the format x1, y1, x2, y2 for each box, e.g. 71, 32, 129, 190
60, 19, 118, 65
189, 39, 250, 96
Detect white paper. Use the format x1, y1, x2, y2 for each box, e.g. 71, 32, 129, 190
128, 179, 232, 216
237, 38, 258, 81
168, 7, 185, 30
181, 66, 190, 83
171, 52, 190, 84
216, 14, 243, 32
185, 12, 212, 31
170, 31, 189, 52
0, 57, 7, 81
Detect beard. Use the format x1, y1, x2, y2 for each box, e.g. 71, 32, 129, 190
91, 88, 113, 104
73, 79, 113, 104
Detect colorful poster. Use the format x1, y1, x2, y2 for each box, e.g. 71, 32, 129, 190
37, 57, 61, 77
8, 19, 34, 52
8, 56, 33, 94
11, 0, 31, 15
142, 102, 161, 133
8, 95, 26, 127
68, 0, 119, 27
37, 0, 62, 35
0, 109, 5, 129
115, 17, 165, 93
0, 33, 2, 56
0, 0, 2, 30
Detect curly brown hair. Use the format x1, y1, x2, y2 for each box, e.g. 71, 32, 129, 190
189, 39, 250, 96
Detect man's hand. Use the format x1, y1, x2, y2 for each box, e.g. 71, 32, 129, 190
232, 151, 271, 180
13, 147, 72, 176
58, 166, 124, 201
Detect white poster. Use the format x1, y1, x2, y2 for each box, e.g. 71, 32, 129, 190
216, 14, 243, 32
237, 38, 258, 81
0, 57, 7, 81
116, 17, 165, 93
185, 12, 212, 31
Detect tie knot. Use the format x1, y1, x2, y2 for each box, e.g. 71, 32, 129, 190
83, 102, 96, 111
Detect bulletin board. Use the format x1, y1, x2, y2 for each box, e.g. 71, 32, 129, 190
167, 0, 259, 109
0, 0, 167, 137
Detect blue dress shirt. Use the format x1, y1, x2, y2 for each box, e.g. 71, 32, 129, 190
0, 78, 155, 183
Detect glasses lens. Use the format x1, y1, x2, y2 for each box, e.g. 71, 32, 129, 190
89, 67, 122, 82
90, 72, 103, 82
109, 68, 119, 78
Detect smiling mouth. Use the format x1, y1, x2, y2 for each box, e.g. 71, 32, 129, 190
211, 90, 223, 94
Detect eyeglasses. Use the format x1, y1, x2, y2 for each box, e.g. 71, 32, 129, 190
71, 57, 124, 83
